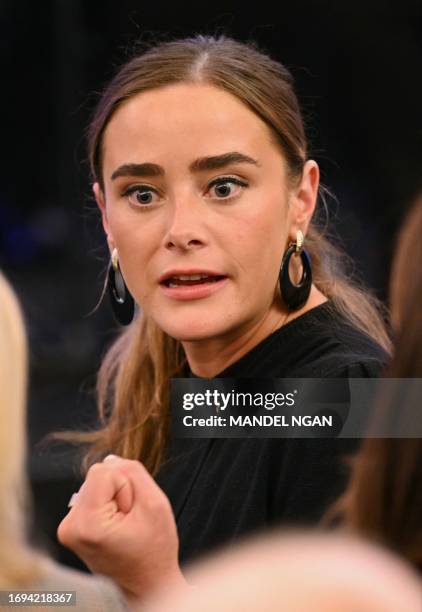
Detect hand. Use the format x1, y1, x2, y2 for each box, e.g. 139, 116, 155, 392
57, 455, 186, 600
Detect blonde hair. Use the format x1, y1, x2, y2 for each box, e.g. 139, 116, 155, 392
61, 35, 391, 475
0, 273, 46, 587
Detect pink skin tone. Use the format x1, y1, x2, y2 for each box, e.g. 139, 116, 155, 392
58, 455, 186, 605
58, 83, 326, 603
94, 83, 325, 379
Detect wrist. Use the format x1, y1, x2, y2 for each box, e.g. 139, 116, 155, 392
121, 564, 188, 603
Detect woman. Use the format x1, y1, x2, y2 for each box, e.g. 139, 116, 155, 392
331, 197, 422, 572
0, 272, 128, 610
58, 35, 390, 601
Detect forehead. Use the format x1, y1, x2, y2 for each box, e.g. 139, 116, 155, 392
102, 83, 282, 171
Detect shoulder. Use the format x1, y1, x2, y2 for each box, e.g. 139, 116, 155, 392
309, 302, 389, 377
261, 301, 389, 378
30, 559, 128, 612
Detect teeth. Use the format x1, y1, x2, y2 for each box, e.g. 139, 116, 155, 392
173, 274, 209, 280
163, 273, 224, 288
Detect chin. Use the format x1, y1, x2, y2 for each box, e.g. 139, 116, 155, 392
165, 327, 217, 342
158, 318, 225, 342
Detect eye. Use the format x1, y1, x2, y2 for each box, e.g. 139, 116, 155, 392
122, 185, 159, 208
207, 176, 249, 199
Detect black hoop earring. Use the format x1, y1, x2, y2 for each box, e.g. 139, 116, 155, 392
107, 249, 135, 325
279, 233, 312, 311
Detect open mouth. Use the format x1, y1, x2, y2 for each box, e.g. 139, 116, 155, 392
161, 275, 227, 288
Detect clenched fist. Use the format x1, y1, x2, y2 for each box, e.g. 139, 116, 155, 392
57, 455, 187, 601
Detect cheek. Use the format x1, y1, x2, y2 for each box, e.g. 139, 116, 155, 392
106, 203, 134, 238
107, 217, 155, 299
235, 204, 287, 272
107, 205, 150, 256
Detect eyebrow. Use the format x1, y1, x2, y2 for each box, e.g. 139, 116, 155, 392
110, 151, 260, 181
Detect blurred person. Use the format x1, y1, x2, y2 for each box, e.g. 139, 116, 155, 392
0, 271, 128, 611
330, 197, 422, 572
141, 531, 422, 612
57, 35, 391, 601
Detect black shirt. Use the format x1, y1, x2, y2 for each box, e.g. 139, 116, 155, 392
155, 301, 388, 565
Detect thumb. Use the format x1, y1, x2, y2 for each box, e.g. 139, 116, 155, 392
114, 475, 133, 514
103, 455, 134, 514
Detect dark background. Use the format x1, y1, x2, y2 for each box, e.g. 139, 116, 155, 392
1, 0, 421, 569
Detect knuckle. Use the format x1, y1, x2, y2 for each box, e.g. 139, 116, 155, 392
118, 459, 143, 481
57, 518, 70, 546
86, 462, 104, 478
57, 510, 101, 551
57, 513, 80, 548
145, 491, 171, 516
120, 457, 140, 469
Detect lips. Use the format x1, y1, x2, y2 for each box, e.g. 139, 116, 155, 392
159, 269, 227, 286
159, 275, 229, 300
165, 276, 226, 287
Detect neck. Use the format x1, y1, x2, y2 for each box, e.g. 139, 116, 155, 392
182, 285, 327, 378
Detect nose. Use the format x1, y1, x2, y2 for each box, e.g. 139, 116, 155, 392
163, 196, 207, 251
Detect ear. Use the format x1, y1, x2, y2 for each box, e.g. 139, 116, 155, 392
289, 160, 320, 238
93, 182, 114, 252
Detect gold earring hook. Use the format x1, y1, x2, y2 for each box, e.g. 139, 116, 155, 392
295, 230, 304, 253
111, 248, 119, 271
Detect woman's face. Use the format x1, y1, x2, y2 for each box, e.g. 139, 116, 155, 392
95, 83, 316, 341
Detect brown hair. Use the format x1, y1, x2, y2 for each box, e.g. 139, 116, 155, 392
63, 35, 391, 475
330, 198, 422, 572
